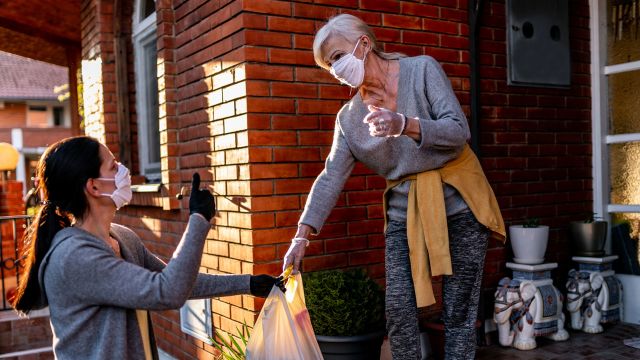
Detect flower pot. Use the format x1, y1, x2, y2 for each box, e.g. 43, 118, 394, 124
316, 330, 385, 360
509, 225, 549, 264
569, 221, 607, 257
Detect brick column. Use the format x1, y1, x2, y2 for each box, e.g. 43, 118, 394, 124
0, 180, 23, 216
0, 180, 24, 281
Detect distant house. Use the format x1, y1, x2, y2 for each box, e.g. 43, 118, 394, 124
0, 51, 75, 194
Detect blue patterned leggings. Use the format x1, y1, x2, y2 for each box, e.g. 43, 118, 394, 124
385, 211, 489, 359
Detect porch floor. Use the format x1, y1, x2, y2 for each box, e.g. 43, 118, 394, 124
476, 322, 640, 360
380, 322, 640, 359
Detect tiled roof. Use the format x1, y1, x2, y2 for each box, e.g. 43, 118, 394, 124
0, 51, 68, 101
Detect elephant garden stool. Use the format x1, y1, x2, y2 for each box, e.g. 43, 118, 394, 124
494, 262, 570, 350
567, 256, 624, 334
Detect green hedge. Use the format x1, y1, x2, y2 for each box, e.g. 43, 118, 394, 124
302, 268, 385, 337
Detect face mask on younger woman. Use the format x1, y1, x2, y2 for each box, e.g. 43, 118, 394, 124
97, 163, 132, 209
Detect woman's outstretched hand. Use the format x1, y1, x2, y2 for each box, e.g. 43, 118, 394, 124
283, 238, 309, 274
189, 173, 215, 221
250, 275, 286, 297
363, 105, 406, 137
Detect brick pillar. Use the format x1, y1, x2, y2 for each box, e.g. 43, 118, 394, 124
0, 180, 23, 216
0, 180, 24, 281
80, 0, 122, 156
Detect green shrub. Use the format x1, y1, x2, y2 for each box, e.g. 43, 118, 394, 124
303, 268, 385, 337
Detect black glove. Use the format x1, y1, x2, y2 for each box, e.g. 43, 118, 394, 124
250, 275, 285, 297
189, 173, 215, 221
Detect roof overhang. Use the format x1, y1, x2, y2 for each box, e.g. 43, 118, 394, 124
0, 1, 81, 66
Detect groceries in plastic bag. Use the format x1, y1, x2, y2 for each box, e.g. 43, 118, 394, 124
246, 267, 323, 360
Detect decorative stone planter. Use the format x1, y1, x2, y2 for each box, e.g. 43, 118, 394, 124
509, 225, 549, 265
316, 330, 385, 360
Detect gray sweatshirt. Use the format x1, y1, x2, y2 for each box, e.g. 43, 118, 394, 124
38, 214, 250, 359
300, 56, 470, 232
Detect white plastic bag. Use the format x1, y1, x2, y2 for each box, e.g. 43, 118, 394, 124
246, 273, 323, 360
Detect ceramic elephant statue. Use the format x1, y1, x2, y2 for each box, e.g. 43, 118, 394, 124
599, 274, 623, 324
494, 277, 569, 350
583, 272, 605, 333
494, 278, 525, 347
566, 269, 605, 333
566, 269, 590, 330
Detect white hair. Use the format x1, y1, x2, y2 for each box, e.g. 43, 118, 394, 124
312, 14, 406, 70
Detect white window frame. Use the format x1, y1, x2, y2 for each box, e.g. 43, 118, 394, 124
132, 1, 160, 181
590, 0, 640, 253
180, 299, 213, 345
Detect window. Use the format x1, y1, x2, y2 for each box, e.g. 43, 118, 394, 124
26, 104, 68, 127
142, 0, 155, 19
53, 106, 64, 126
180, 300, 213, 345
592, 0, 640, 247
27, 105, 48, 127
133, 0, 160, 181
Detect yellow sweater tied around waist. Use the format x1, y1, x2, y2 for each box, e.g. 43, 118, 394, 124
384, 145, 505, 308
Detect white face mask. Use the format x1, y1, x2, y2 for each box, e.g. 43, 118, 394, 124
329, 38, 367, 88
97, 163, 132, 210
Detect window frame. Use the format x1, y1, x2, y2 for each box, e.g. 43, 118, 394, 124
590, 0, 640, 253
132, 2, 160, 182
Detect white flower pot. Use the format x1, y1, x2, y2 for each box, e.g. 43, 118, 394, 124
509, 225, 549, 264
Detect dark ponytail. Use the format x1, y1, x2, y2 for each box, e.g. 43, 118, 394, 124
11, 136, 102, 313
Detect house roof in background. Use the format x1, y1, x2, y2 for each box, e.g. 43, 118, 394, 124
0, 51, 68, 101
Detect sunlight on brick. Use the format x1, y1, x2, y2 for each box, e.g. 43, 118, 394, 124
81, 58, 105, 143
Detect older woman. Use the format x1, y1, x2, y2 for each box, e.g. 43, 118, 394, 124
11, 136, 283, 360
282, 14, 505, 359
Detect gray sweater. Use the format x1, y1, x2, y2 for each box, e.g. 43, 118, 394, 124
38, 214, 250, 360
300, 56, 470, 232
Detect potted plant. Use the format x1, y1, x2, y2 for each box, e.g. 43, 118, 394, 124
569, 213, 608, 257
302, 268, 386, 360
508, 218, 549, 264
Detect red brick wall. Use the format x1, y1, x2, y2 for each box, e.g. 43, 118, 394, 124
18, 128, 75, 149
478, 0, 592, 290
0, 103, 27, 128
80, 0, 107, 145
0, 181, 24, 217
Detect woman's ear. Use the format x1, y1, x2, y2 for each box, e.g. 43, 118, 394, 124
85, 178, 101, 198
